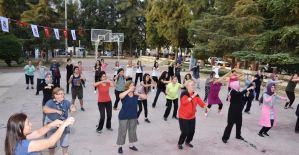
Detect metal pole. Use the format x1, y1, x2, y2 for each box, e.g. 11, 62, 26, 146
65, 0, 68, 56
117, 37, 120, 62
95, 41, 99, 61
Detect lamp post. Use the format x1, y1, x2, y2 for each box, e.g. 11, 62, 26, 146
65, 0, 68, 56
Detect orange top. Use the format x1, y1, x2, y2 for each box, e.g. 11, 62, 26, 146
179, 92, 206, 119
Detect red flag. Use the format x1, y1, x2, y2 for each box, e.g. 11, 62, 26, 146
17, 21, 28, 27
64, 29, 68, 39
44, 27, 50, 39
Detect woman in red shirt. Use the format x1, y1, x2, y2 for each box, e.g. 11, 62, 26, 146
94, 71, 115, 133
178, 80, 207, 150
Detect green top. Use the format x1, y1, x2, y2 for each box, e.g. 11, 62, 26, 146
166, 82, 182, 100
24, 65, 35, 76
285, 80, 297, 92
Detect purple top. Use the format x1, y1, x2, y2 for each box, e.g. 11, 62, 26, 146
208, 82, 222, 105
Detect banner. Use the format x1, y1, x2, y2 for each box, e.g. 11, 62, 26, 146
31, 24, 39, 38
44, 27, 50, 39
63, 29, 68, 39
71, 30, 76, 40
54, 28, 60, 40
0, 16, 9, 32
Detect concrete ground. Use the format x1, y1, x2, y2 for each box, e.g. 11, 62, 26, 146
0, 58, 298, 155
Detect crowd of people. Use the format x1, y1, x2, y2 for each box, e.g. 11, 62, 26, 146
4, 57, 299, 155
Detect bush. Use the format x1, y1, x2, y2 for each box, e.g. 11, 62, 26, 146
0, 34, 22, 66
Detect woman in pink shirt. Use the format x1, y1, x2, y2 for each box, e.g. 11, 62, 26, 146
101, 58, 108, 72
94, 71, 115, 133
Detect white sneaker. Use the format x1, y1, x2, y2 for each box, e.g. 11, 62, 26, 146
94, 90, 97, 94
204, 112, 208, 117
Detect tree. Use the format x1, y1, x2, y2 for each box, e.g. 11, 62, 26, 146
145, 0, 192, 59
0, 34, 22, 66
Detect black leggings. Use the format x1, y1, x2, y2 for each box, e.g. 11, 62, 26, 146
259, 119, 274, 134
135, 73, 143, 86
25, 74, 34, 85
178, 118, 195, 145
97, 101, 112, 130
203, 86, 210, 102
244, 96, 254, 112
207, 104, 223, 110
285, 91, 295, 107
113, 90, 123, 109
152, 88, 164, 107
137, 99, 148, 118
164, 98, 178, 118
36, 79, 45, 92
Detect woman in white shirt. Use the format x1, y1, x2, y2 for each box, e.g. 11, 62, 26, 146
125, 60, 134, 81
151, 61, 159, 90
135, 60, 143, 86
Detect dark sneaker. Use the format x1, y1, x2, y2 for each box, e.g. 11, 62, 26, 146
163, 117, 167, 121
35, 92, 39, 95
236, 136, 244, 140
118, 147, 123, 154
113, 107, 118, 110
172, 116, 178, 120
222, 138, 227, 144
263, 132, 269, 136
258, 133, 264, 137
178, 145, 183, 149
129, 146, 138, 151
81, 107, 85, 111
284, 106, 288, 109
289, 106, 294, 109
26, 87, 29, 90
107, 128, 113, 131
96, 129, 102, 133
185, 143, 193, 148
244, 111, 250, 114
31, 86, 34, 89
152, 104, 156, 108
145, 118, 151, 123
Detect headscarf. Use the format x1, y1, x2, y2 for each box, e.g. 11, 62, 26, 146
229, 81, 240, 91
45, 72, 53, 84
266, 83, 275, 96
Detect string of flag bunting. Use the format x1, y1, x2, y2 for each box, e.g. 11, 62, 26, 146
0, 16, 89, 40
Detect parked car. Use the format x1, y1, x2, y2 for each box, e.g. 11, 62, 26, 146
55, 49, 68, 55
208, 57, 231, 67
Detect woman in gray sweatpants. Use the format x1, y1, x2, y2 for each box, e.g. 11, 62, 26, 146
116, 81, 147, 154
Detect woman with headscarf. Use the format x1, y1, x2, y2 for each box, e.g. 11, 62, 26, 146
205, 73, 230, 117
40, 73, 56, 125
258, 84, 288, 137
222, 81, 254, 143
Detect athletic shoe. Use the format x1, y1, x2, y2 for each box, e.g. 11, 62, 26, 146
172, 116, 178, 120
289, 106, 294, 109
258, 133, 264, 137
26, 87, 29, 90
263, 132, 270, 136
96, 129, 102, 133
204, 112, 208, 117
236, 136, 244, 140
118, 147, 123, 154
244, 111, 250, 114
222, 138, 227, 144
178, 145, 183, 149
163, 117, 167, 121
185, 143, 193, 148
31, 86, 34, 89
35, 92, 39, 95
81, 107, 85, 111
145, 118, 151, 123
107, 128, 113, 131
129, 146, 138, 151
94, 90, 97, 94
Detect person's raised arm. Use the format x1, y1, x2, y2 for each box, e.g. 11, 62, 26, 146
28, 117, 75, 153
119, 88, 132, 99
26, 120, 63, 140
43, 105, 62, 115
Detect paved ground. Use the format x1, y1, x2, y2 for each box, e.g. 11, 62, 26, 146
0, 58, 299, 155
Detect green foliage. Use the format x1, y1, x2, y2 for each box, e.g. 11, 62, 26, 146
0, 34, 22, 66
